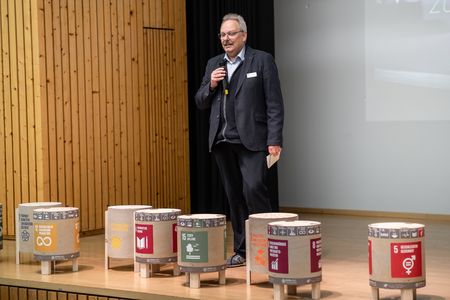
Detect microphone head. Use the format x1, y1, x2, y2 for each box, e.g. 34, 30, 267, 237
219, 59, 227, 67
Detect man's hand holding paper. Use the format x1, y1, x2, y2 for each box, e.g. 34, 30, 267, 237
267, 145, 282, 168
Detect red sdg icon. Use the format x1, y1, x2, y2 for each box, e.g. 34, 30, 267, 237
390, 241, 422, 278
135, 224, 154, 254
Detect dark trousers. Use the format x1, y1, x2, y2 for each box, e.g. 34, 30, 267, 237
212, 142, 272, 257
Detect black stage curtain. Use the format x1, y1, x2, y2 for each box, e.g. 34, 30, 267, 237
186, 0, 278, 215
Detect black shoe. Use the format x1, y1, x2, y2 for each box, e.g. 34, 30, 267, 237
226, 254, 246, 268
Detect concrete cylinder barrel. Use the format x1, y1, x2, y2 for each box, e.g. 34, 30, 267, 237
368, 222, 426, 293
33, 207, 80, 261
246, 212, 298, 284
106, 205, 152, 260
134, 208, 181, 264
16, 202, 62, 260
267, 220, 322, 286
177, 214, 227, 288
177, 214, 227, 273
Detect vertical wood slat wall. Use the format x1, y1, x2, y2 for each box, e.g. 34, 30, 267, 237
0, 0, 190, 236
0, 285, 126, 300
0, 0, 44, 237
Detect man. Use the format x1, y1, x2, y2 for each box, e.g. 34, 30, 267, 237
195, 13, 284, 267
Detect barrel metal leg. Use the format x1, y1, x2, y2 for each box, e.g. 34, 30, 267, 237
41, 261, 52, 275
371, 286, 379, 300
140, 263, 150, 278
401, 289, 414, 300
273, 284, 285, 300
219, 270, 226, 285
311, 282, 321, 299
189, 272, 201, 288
72, 258, 78, 272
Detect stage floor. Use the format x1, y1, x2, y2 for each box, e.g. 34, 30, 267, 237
1, 213, 450, 299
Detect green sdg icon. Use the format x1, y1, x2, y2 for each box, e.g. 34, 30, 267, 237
181, 231, 208, 262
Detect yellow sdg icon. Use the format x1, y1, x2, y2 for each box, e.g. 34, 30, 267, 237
111, 237, 122, 249
34, 223, 57, 252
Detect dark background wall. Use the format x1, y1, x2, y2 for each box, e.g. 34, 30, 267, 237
185, 0, 278, 215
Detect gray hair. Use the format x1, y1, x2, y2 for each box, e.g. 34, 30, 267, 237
222, 13, 247, 33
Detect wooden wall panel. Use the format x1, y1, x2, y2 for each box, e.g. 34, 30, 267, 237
143, 27, 189, 211
36, 0, 190, 231
0, 0, 7, 235
0, 0, 189, 235
0, 0, 45, 236
142, 0, 175, 29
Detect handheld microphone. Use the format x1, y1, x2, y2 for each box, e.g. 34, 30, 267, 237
219, 59, 228, 95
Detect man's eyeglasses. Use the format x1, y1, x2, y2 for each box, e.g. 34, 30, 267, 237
218, 30, 243, 39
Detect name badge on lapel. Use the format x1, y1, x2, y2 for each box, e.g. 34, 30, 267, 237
246, 72, 257, 78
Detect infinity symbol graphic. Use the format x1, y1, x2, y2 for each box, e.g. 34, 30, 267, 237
36, 236, 52, 246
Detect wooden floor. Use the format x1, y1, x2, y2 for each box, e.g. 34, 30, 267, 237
1, 213, 450, 300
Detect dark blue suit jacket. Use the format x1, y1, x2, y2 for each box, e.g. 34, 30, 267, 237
195, 46, 284, 152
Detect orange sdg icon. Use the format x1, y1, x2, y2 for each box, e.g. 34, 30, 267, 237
34, 223, 57, 252
255, 248, 266, 266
